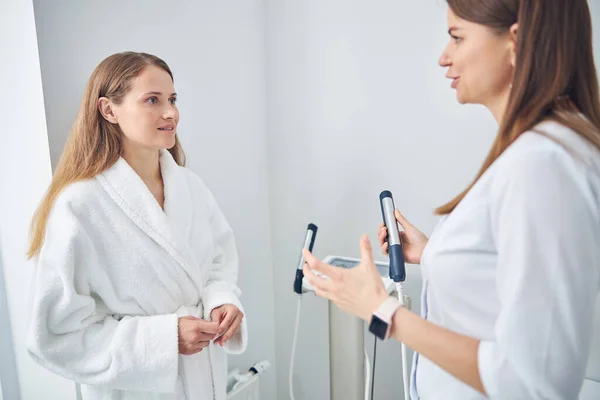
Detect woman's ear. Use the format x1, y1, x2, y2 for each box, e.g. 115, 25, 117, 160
98, 97, 118, 124
509, 23, 518, 67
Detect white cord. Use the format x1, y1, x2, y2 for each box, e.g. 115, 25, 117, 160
395, 282, 410, 400
364, 346, 371, 400
401, 343, 409, 400
290, 296, 302, 400
395, 282, 405, 307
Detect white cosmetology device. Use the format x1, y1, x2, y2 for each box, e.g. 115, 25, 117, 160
290, 222, 414, 400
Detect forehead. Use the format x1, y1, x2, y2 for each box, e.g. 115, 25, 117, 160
445, 7, 502, 40
130, 65, 174, 92
447, 7, 461, 25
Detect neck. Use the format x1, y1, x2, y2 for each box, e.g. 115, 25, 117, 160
122, 145, 161, 184
487, 87, 511, 125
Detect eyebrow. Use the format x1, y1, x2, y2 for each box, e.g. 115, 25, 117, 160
448, 27, 462, 35
143, 91, 177, 96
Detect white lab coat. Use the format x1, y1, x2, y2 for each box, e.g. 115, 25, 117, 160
27, 149, 248, 400
410, 121, 600, 399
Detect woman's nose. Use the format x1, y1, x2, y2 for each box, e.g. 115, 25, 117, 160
438, 50, 451, 67
164, 106, 177, 120
439, 46, 452, 67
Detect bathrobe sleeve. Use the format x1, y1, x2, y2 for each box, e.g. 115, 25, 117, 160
479, 149, 600, 399
201, 188, 248, 355
27, 198, 180, 392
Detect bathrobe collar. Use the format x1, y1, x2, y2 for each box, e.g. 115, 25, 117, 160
96, 149, 205, 285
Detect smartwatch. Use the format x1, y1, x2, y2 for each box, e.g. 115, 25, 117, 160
368, 296, 402, 340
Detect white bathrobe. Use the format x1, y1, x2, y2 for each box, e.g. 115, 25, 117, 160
27, 149, 248, 400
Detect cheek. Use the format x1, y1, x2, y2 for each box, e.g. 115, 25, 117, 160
142, 108, 162, 126
116, 110, 137, 138
130, 107, 162, 132
118, 107, 157, 138
460, 46, 511, 95
485, 51, 513, 90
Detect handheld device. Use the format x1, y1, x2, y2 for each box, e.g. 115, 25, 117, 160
293, 223, 318, 294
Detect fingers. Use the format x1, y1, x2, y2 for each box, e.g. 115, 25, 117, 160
215, 313, 244, 346
179, 318, 221, 355
217, 310, 236, 335
314, 287, 335, 302
302, 249, 341, 280
185, 340, 210, 355
193, 340, 211, 352
302, 257, 336, 293
359, 235, 374, 264
378, 226, 388, 255
394, 209, 411, 229
181, 339, 211, 355
210, 307, 225, 324
196, 320, 220, 335
378, 226, 387, 243
358, 235, 380, 276
194, 330, 219, 342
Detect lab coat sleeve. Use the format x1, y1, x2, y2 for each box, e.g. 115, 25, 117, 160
201, 190, 248, 355
480, 149, 600, 399
27, 201, 179, 392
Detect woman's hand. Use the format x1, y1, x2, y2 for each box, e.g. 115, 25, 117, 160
210, 304, 244, 346
302, 235, 389, 322
378, 209, 428, 264
178, 316, 219, 355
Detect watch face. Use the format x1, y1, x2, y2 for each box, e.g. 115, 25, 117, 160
369, 315, 388, 340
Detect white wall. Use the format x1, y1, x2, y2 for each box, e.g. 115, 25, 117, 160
0, 0, 76, 399
32, 1, 277, 399
266, 1, 600, 399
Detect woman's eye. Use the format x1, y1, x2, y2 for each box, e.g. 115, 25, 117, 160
169, 97, 177, 105
452, 35, 462, 44
147, 97, 158, 104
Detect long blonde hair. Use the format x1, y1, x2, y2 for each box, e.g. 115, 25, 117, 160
27, 51, 186, 258
437, 0, 600, 214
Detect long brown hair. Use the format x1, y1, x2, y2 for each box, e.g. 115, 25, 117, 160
436, 0, 600, 214
27, 51, 186, 258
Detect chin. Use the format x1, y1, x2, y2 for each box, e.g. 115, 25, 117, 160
455, 90, 469, 105
159, 137, 177, 149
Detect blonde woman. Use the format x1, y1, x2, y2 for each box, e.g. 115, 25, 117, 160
27, 52, 246, 400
